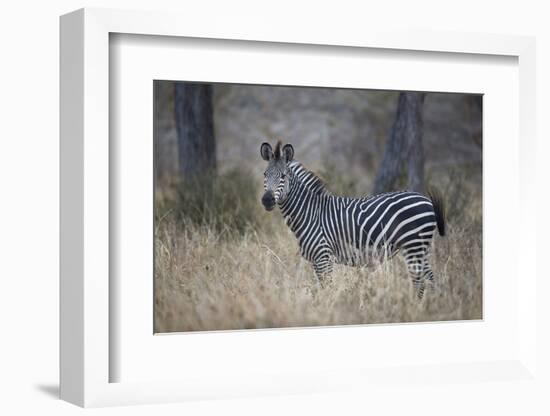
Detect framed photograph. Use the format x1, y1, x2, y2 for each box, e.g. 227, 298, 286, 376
60, 8, 538, 408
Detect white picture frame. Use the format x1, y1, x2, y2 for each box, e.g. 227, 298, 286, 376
60, 7, 538, 408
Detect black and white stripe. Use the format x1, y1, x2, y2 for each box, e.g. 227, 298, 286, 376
277, 162, 445, 299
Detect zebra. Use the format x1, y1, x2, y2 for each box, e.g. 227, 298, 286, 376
260, 141, 446, 299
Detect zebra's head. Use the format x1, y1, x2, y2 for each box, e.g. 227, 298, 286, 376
260, 141, 294, 211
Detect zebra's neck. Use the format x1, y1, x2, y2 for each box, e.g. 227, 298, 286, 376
278, 162, 329, 235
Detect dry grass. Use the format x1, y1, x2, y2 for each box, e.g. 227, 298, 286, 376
154, 183, 482, 332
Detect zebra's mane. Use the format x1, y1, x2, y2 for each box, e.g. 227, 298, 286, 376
288, 161, 330, 197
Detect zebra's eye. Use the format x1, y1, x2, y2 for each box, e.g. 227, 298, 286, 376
281, 174, 286, 179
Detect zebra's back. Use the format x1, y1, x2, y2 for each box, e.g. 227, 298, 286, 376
320, 191, 437, 266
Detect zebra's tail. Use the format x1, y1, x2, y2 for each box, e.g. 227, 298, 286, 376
427, 188, 446, 237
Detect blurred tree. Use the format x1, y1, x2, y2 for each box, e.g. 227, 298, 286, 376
373, 92, 426, 194
174, 82, 216, 181
466, 95, 483, 149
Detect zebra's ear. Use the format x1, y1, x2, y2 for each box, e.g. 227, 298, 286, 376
282, 144, 294, 163
260, 142, 273, 161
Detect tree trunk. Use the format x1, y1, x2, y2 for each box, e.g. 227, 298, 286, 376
174, 82, 216, 181
466, 95, 483, 149
373, 92, 426, 194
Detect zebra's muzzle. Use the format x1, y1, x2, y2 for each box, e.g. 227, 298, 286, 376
262, 191, 276, 211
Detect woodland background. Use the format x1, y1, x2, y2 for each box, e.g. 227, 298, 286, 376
154, 81, 483, 332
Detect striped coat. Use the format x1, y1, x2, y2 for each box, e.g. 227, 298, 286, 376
261, 142, 445, 299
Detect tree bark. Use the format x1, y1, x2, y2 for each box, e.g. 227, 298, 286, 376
466, 95, 483, 149
174, 82, 216, 181
373, 92, 426, 194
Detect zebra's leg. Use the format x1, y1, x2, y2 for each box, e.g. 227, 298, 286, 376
409, 264, 425, 299
403, 252, 426, 300
422, 256, 435, 285
312, 256, 334, 288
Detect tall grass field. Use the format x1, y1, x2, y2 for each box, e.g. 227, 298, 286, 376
154, 169, 482, 333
